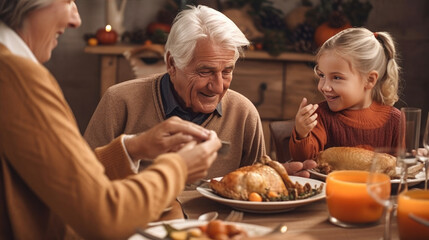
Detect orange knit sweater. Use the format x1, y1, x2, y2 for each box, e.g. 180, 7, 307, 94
289, 101, 401, 161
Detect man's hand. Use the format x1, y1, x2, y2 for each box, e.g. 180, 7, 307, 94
295, 98, 318, 139
125, 117, 211, 161
283, 159, 317, 178
177, 131, 221, 183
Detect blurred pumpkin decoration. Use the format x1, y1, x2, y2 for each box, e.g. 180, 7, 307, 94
96, 25, 118, 45
314, 11, 351, 47
306, 0, 372, 48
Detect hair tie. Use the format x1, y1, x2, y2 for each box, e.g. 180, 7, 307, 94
374, 32, 378, 38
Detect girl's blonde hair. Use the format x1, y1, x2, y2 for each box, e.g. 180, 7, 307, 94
316, 27, 401, 106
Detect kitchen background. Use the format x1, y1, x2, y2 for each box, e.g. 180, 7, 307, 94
45, 0, 429, 140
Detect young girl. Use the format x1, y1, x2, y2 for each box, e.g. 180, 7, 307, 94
289, 27, 402, 161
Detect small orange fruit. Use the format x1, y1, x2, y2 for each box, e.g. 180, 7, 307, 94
87, 38, 98, 46
206, 220, 227, 238
248, 192, 263, 202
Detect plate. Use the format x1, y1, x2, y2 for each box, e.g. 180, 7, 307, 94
196, 176, 325, 213
128, 220, 271, 240
308, 168, 426, 187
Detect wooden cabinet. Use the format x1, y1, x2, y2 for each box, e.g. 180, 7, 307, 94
84, 46, 323, 157
84, 44, 137, 96
232, 59, 284, 119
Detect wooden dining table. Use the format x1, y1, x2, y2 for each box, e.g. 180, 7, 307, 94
173, 189, 398, 240
149, 181, 427, 240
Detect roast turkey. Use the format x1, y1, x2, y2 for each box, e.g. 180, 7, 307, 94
210, 156, 322, 201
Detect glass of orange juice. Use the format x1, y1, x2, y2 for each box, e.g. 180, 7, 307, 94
326, 170, 388, 228
367, 148, 396, 240
397, 189, 429, 240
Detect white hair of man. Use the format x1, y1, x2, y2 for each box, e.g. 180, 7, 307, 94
164, 5, 250, 70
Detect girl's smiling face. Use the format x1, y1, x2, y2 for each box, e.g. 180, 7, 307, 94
316, 50, 375, 112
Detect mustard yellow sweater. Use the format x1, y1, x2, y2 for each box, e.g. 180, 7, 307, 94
0, 44, 187, 239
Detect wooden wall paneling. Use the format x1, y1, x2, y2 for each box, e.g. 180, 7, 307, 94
282, 62, 323, 119
100, 55, 118, 97
231, 59, 284, 119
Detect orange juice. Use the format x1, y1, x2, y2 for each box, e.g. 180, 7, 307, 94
326, 170, 389, 226
397, 189, 429, 240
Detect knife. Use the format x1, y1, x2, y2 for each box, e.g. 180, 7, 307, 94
218, 141, 230, 155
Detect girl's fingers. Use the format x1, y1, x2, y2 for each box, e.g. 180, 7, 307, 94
299, 98, 308, 110
310, 113, 318, 122
309, 104, 319, 115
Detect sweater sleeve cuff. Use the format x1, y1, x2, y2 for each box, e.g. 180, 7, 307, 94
94, 135, 135, 180
121, 134, 141, 173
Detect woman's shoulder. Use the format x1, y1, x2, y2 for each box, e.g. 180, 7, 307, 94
0, 46, 49, 79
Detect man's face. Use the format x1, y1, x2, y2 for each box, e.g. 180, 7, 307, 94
167, 38, 236, 114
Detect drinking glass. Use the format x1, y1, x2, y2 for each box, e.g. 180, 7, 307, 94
366, 148, 395, 240
421, 113, 429, 190
327, 170, 384, 228
397, 189, 429, 240
397, 107, 421, 193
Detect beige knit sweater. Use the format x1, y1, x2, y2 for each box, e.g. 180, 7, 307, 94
84, 75, 266, 179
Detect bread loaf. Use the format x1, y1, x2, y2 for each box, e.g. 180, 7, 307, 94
315, 147, 397, 177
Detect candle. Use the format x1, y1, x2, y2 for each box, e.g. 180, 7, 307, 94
326, 170, 388, 227
397, 189, 429, 240
96, 25, 118, 45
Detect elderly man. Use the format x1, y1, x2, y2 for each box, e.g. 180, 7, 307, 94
85, 5, 265, 178
85, 5, 317, 178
